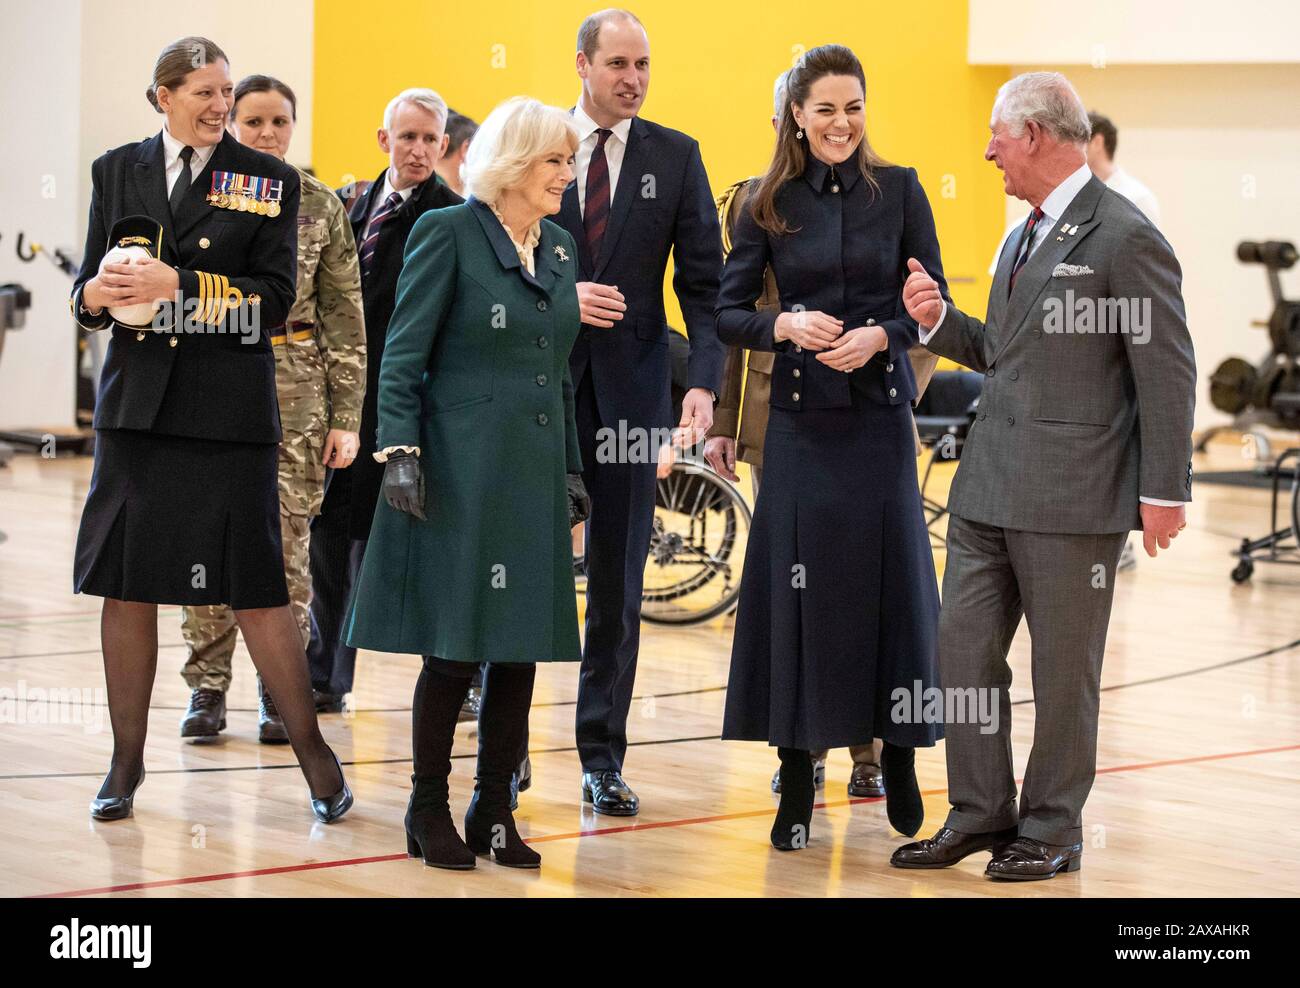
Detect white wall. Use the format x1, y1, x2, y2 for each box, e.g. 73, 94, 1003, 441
0, 0, 313, 431
971, 0, 1300, 64
0, 0, 84, 432
997, 63, 1300, 432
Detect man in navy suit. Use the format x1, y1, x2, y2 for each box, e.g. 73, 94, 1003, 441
308, 89, 462, 712
560, 8, 724, 815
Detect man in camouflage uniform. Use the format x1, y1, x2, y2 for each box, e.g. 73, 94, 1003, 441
179, 159, 366, 743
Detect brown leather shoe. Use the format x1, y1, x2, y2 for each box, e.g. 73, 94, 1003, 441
257, 678, 289, 744
890, 825, 1019, 869
848, 761, 885, 798
985, 836, 1082, 880
180, 688, 226, 738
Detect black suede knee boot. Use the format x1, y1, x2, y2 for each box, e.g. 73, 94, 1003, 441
464, 663, 540, 868
406, 658, 477, 869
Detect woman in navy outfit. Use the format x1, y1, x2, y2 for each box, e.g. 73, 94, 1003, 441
717, 44, 949, 850
70, 37, 350, 823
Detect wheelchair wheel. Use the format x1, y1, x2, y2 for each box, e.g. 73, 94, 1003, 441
641, 460, 752, 625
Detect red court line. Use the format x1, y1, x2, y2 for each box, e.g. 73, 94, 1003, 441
28, 742, 1299, 898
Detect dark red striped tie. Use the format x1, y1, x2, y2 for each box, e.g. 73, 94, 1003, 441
359, 191, 404, 280
584, 129, 612, 261
1008, 206, 1045, 295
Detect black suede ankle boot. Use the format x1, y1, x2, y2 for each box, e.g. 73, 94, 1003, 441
881, 741, 924, 837
771, 747, 815, 850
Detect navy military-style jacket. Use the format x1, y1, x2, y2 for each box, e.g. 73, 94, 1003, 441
715, 158, 950, 412
72, 130, 300, 444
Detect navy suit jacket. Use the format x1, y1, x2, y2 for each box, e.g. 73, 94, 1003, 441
330, 170, 462, 537
558, 115, 724, 431
72, 130, 300, 444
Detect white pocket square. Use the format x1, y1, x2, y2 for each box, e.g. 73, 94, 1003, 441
1052, 263, 1095, 277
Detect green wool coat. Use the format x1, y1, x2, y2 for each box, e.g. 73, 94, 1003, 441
344, 198, 583, 664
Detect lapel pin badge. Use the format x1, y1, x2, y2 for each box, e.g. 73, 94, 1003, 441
1068, 224, 1079, 235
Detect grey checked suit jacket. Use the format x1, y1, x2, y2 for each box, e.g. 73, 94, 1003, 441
925, 175, 1196, 534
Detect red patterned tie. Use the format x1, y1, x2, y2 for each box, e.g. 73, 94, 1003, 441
1008, 206, 1045, 295
584, 129, 612, 261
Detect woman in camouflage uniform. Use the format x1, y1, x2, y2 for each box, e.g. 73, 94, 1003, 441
179, 75, 366, 743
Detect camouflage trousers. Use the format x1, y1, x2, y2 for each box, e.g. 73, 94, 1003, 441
181, 339, 330, 691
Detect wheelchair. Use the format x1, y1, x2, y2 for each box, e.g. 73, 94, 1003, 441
573, 329, 753, 626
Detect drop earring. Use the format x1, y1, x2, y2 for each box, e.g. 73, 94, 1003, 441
796, 129, 804, 140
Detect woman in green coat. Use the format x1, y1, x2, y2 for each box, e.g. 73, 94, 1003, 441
345, 98, 589, 870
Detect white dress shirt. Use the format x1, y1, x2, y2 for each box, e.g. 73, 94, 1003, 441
1105, 166, 1161, 226
572, 103, 633, 215
161, 123, 217, 199
922, 161, 1184, 506
362, 169, 415, 244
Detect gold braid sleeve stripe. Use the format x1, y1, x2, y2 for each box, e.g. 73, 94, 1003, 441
197, 271, 214, 325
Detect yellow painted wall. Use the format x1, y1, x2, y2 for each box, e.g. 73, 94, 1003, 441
313, 0, 1008, 318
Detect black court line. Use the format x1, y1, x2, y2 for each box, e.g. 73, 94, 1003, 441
0, 674, 724, 712
2, 636, 1296, 783
0, 734, 724, 782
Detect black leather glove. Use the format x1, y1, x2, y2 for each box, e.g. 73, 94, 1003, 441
382, 451, 426, 520
566, 473, 591, 527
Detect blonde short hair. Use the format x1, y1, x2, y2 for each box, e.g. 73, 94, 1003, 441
464, 97, 579, 205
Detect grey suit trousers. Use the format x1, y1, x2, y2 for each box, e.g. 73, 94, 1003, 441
940, 514, 1127, 846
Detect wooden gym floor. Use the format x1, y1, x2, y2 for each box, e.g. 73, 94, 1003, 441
0, 437, 1296, 898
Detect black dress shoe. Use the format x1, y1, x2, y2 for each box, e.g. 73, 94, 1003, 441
581, 771, 640, 816
180, 688, 226, 738
517, 755, 532, 793
848, 761, 885, 798
770, 755, 826, 793
458, 685, 482, 722
89, 767, 146, 821
309, 750, 354, 824
985, 836, 1082, 881
257, 678, 289, 744
313, 689, 345, 714
890, 826, 1019, 868
508, 755, 533, 811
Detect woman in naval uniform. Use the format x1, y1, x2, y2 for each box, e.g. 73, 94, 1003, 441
70, 36, 351, 823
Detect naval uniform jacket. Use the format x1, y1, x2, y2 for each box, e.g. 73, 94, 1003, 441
72, 129, 301, 444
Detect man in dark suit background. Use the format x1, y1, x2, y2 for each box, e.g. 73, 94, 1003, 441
308, 88, 462, 711
559, 8, 724, 815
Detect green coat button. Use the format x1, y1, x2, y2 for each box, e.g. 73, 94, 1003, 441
536, 413, 549, 426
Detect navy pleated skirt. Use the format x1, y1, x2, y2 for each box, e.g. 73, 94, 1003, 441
721, 391, 943, 751
74, 428, 288, 609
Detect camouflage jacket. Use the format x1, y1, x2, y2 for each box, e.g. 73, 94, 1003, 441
289, 166, 366, 432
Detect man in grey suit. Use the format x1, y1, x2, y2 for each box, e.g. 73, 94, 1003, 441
890, 72, 1196, 880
